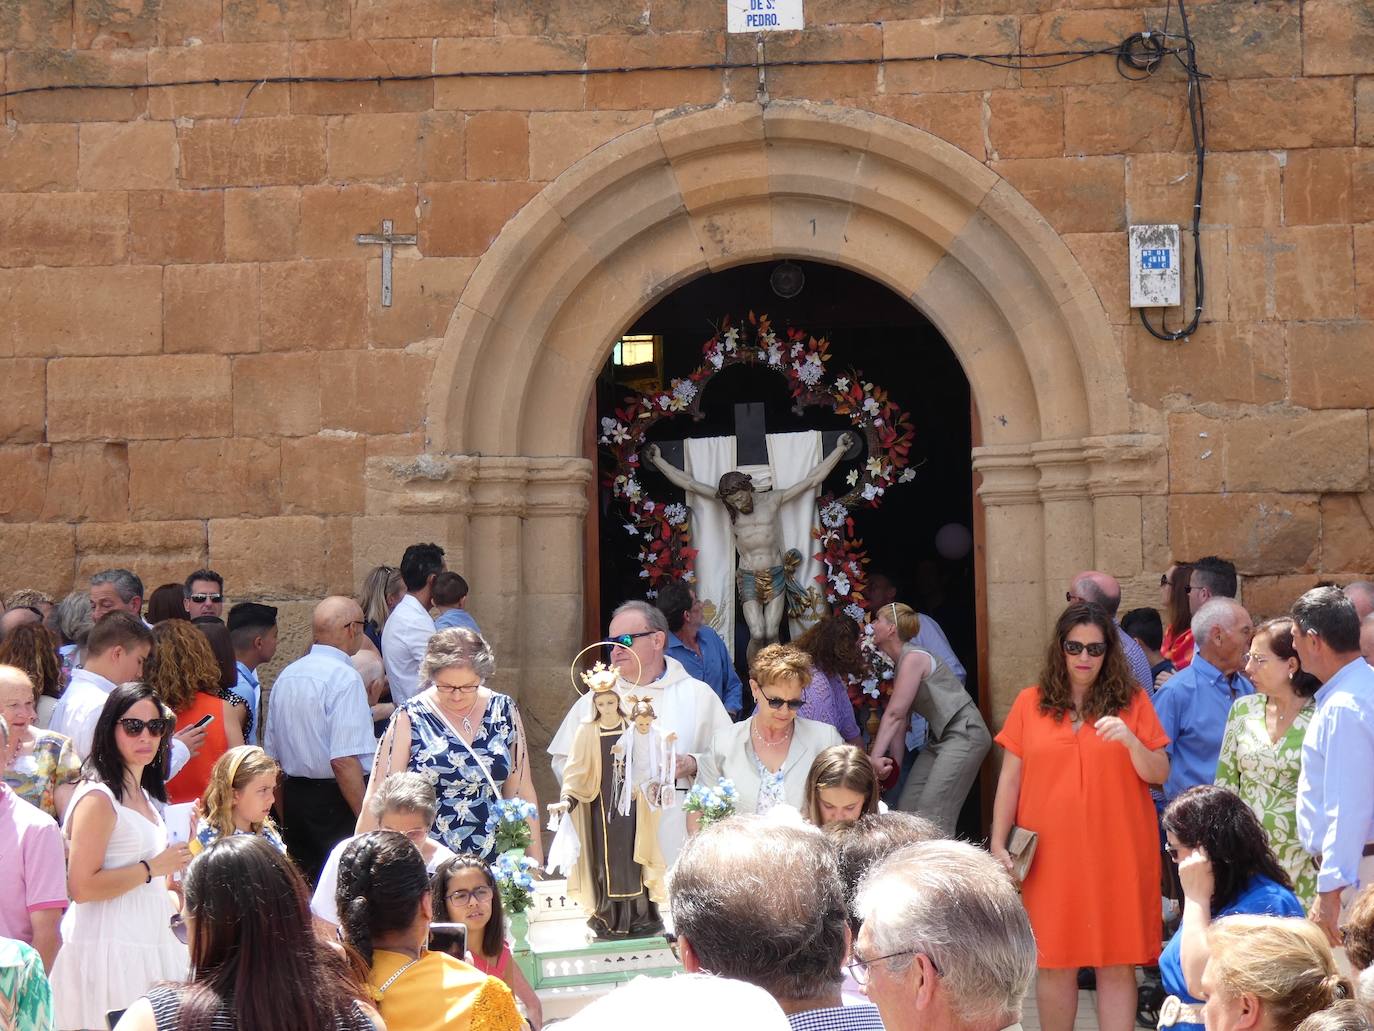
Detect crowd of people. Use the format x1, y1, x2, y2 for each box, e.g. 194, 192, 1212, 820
4, 547, 1374, 1031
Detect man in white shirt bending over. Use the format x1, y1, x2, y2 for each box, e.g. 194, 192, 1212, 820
381, 542, 446, 706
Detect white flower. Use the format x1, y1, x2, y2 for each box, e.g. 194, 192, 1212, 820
898, 468, 916, 483
834, 377, 850, 392
722, 327, 740, 351
639, 569, 650, 578
791, 341, 804, 357
707, 349, 724, 369
664, 502, 688, 526
797, 356, 824, 386
861, 482, 884, 502
820, 500, 848, 529
832, 573, 851, 596
646, 589, 658, 599
845, 469, 859, 487
863, 624, 876, 636
862, 396, 881, 416
624, 522, 639, 536
844, 603, 865, 621
643, 499, 656, 513
683, 570, 696, 583
625, 478, 642, 502
827, 592, 836, 604
760, 329, 777, 346
866, 456, 885, 478
672, 378, 697, 405
861, 677, 880, 698
657, 394, 672, 411
766, 344, 784, 367
599, 416, 628, 444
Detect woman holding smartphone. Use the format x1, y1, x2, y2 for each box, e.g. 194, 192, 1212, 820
51, 683, 193, 1029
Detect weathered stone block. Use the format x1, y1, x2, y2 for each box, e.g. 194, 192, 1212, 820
0, 360, 47, 444
528, 111, 654, 181
367, 256, 475, 348
1303, 1, 1374, 76
128, 438, 281, 519
6, 49, 147, 123
1228, 226, 1355, 322
74, 0, 162, 47
353, 0, 492, 37
208, 516, 332, 597
2, 266, 162, 357
466, 112, 530, 182
0, 524, 76, 596
156, 0, 224, 45
986, 89, 1063, 160
0, 192, 128, 268
884, 15, 1018, 93
281, 435, 366, 515
434, 36, 586, 112
1063, 233, 1129, 324
129, 190, 225, 265
648, 0, 730, 31
495, 0, 645, 34
586, 32, 726, 110
0, 124, 78, 191
178, 117, 327, 189
259, 260, 367, 351
0, 447, 52, 522
990, 156, 1125, 234
1357, 226, 1374, 320
222, 0, 349, 42
729, 25, 881, 100
1289, 321, 1374, 409
1168, 493, 1320, 575
1319, 493, 1374, 572
1169, 410, 1368, 494
1064, 83, 1188, 156
417, 112, 467, 183
1184, 2, 1301, 80
1238, 574, 1329, 621
299, 184, 419, 260
1360, 79, 1374, 146
1018, 9, 1146, 87
419, 181, 541, 257
350, 514, 455, 585
75, 520, 207, 591
231, 353, 321, 437
1284, 149, 1356, 226
1127, 151, 1280, 229
147, 43, 291, 120
47, 355, 231, 441
224, 187, 301, 262
41, 443, 130, 522
288, 39, 433, 115
327, 113, 424, 183
164, 264, 260, 354
867, 93, 987, 161
1208, 78, 1353, 151
0, 0, 75, 49
320, 352, 431, 434
1124, 322, 1286, 408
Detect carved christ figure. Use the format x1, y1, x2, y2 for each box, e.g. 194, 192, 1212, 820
644, 432, 854, 656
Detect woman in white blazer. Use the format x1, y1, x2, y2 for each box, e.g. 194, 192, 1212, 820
695, 644, 843, 816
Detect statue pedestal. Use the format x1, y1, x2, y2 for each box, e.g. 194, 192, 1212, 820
522, 878, 679, 1021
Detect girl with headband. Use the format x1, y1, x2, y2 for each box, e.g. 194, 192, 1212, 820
190, 745, 286, 856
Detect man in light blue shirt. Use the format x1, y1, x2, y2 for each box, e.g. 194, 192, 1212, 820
658, 581, 743, 717
264, 596, 376, 885
1068, 570, 1155, 693
1151, 598, 1254, 804
227, 601, 278, 746
1293, 586, 1374, 946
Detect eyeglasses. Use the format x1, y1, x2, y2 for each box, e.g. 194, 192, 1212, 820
188, 593, 223, 604
1062, 641, 1107, 657
446, 886, 494, 906
390, 827, 428, 843
610, 631, 656, 648
169, 913, 188, 944
846, 949, 941, 986
758, 690, 805, 712
435, 678, 482, 695
344, 620, 366, 632
1160, 574, 1171, 587
1064, 592, 1081, 603
118, 717, 173, 737
1243, 652, 1269, 665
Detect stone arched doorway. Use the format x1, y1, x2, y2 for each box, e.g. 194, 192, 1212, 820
401, 100, 1165, 785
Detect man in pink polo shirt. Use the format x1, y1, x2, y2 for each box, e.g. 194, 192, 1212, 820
0, 711, 67, 971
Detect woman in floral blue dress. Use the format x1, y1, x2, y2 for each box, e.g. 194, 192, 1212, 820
360, 628, 544, 864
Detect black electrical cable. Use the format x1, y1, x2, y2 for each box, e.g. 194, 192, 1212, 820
1136, 0, 1208, 341
0, 45, 1190, 100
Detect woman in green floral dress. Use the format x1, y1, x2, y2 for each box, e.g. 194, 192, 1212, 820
1215, 617, 1319, 908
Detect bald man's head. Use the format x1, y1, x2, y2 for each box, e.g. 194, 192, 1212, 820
1346, 582, 1374, 622
313, 595, 365, 655
1362, 613, 1374, 668
1069, 571, 1122, 617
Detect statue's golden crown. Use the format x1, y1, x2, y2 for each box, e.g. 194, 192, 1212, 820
579, 661, 620, 695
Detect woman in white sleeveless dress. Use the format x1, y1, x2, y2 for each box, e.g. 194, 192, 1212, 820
51, 683, 192, 1030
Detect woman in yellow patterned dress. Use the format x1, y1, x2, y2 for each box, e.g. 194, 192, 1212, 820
1215, 617, 1318, 908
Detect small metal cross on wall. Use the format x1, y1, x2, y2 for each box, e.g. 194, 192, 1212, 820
355, 219, 417, 308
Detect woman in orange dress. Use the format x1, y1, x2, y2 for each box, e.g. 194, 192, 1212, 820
991, 601, 1170, 1031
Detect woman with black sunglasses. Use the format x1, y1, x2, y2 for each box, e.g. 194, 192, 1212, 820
694, 643, 843, 817
990, 601, 1171, 1031
50, 682, 193, 1029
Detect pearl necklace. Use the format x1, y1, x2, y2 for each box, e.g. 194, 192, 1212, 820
751, 720, 794, 748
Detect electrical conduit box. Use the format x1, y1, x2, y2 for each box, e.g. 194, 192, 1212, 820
1128, 224, 1182, 308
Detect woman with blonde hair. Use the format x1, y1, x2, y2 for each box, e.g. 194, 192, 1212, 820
1202, 916, 1351, 1031
359, 565, 406, 654
0, 622, 64, 729
802, 744, 881, 827
190, 745, 285, 855
144, 620, 246, 805
869, 601, 991, 834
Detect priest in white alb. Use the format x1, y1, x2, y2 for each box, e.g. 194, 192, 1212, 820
549, 600, 732, 865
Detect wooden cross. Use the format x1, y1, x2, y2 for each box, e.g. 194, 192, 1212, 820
355, 219, 417, 308
656, 402, 851, 470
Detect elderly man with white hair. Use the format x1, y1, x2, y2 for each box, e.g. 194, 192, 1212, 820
853, 839, 1036, 1031
1150, 597, 1255, 805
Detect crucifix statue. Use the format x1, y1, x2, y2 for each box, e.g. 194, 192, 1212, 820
355, 219, 417, 307
645, 416, 855, 659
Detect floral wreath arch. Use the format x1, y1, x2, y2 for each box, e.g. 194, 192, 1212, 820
598, 313, 916, 646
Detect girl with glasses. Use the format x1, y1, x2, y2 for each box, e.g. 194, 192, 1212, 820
432, 855, 543, 1029
694, 643, 843, 818
868, 601, 992, 835
51, 682, 193, 1029
990, 601, 1171, 1031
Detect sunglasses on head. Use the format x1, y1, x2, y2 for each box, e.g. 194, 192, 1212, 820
758, 690, 805, 711
610, 631, 656, 648
118, 717, 173, 737
188, 593, 223, 604
1063, 641, 1107, 657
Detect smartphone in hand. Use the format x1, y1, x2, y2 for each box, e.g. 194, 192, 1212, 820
428, 922, 468, 960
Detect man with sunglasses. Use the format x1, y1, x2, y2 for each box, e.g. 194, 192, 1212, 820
548, 600, 731, 865
182, 568, 225, 619
854, 839, 1036, 1031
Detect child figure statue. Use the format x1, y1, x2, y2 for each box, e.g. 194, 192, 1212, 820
616, 696, 679, 814
548, 664, 665, 940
